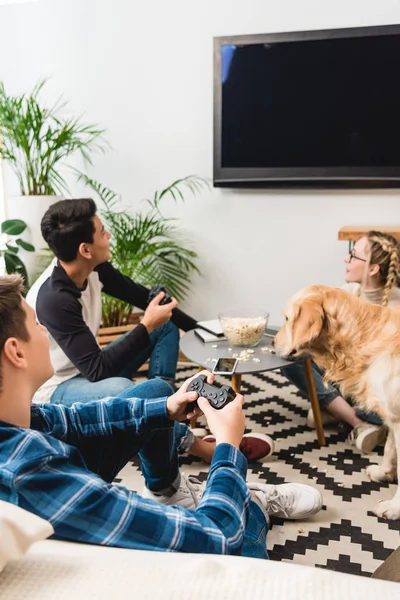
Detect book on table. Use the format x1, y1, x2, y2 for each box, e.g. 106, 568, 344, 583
196, 319, 225, 337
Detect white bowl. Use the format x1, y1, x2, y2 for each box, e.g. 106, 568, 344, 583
219, 309, 269, 347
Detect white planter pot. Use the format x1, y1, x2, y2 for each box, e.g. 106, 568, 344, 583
5, 195, 63, 283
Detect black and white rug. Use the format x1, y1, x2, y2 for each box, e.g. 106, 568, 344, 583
116, 364, 399, 577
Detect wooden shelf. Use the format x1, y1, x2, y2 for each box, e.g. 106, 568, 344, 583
338, 226, 400, 242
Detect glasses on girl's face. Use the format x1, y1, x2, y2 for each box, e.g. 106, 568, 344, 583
349, 249, 367, 263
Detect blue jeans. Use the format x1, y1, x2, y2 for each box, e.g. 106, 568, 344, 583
242, 502, 269, 559
84, 380, 269, 559
282, 361, 383, 425
52, 377, 194, 454
51, 321, 180, 406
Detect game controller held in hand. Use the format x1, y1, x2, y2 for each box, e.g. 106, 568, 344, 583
147, 285, 172, 306
186, 374, 236, 413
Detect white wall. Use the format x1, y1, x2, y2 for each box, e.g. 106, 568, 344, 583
1, 0, 400, 324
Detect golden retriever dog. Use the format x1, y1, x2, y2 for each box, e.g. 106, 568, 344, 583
274, 284, 400, 520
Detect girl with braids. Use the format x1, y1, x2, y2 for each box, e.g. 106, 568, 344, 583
343, 231, 400, 308
282, 230, 400, 454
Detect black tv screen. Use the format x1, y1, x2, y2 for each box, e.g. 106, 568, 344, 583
213, 25, 400, 188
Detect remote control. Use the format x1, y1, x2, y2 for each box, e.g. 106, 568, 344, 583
147, 285, 172, 306
186, 374, 236, 413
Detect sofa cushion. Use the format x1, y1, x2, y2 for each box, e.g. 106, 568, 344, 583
0, 501, 53, 572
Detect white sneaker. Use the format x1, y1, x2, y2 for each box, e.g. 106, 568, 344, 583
141, 473, 204, 510
306, 408, 338, 429
347, 422, 387, 454
190, 427, 208, 439
247, 482, 323, 520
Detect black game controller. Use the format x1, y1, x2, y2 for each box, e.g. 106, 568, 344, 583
147, 285, 172, 306
186, 374, 236, 413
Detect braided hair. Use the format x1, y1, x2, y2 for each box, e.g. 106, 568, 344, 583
366, 231, 400, 307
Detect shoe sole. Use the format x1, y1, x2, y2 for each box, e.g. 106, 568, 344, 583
307, 411, 339, 429
356, 426, 387, 454
242, 433, 275, 461
190, 428, 208, 439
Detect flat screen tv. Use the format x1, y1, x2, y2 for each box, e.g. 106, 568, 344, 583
213, 24, 400, 188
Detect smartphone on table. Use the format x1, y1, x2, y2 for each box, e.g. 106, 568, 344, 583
212, 357, 238, 375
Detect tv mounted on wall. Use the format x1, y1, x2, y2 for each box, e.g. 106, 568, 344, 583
213, 24, 400, 188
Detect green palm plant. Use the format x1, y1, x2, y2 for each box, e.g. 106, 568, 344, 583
0, 78, 107, 196
80, 174, 208, 327
0, 219, 35, 288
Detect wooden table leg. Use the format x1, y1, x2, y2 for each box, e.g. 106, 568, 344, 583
190, 366, 205, 429
302, 357, 326, 446
231, 374, 242, 394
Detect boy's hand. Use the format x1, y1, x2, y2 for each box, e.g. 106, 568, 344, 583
141, 292, 178, 334
166, 370, 214, 421
197, 393, 245, 449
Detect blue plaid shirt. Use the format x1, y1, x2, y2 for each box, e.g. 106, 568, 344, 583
0, 397, 251, 555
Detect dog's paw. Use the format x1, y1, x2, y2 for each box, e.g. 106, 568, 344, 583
366, 464, 396, 483
373, 499, 400, 520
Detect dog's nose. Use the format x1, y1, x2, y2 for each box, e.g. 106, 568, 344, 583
271, 338, 275, 347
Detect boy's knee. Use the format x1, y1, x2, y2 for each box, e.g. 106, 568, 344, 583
104, 377, 135, 397
143, 378, 174, 397
162, 320, 179, 339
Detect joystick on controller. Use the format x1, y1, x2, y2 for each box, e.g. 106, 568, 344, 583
186, 374, 236, 413
147, 285, 172, 306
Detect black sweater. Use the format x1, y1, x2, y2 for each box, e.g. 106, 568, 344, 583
27, 260, 197, 395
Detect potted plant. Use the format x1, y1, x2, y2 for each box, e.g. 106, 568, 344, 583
0, 218, 35, 289
81, 174, 208, 327
0, 78, 107, 278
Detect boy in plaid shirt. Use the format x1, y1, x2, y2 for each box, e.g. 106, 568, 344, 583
0, 275, 321, 558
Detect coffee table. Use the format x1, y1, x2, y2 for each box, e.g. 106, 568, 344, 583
180, 330, 326, 445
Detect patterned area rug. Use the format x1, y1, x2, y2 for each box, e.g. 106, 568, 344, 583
116, 364, 399, 576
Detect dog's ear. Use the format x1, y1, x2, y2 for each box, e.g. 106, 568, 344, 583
322, 291, 340, 336
291, 296, 324, 349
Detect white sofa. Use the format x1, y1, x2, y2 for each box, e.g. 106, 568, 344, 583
1, 502, 399, 599
2, 537, 400, 599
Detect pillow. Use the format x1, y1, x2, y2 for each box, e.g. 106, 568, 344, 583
0, 501, 53, 572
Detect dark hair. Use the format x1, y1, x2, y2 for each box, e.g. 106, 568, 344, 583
41, 198, 97, 262
0, 274, 29, 390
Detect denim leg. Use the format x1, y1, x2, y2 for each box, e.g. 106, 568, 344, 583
175, 422, 196, 454
282, 362, 383, 424
242, 501, 269, 560
138, 425, 181, 492
116, 377, 174, 401
353, 405, 383, 425
119, 378, 182, 491
147, 321, 180, 380
52, 371, 192, 462
110, 321, 180, 381
117, 377, 193, 454
281, 361, 340, 409
79, 379, 180, 485
50, 375, 134, 406
51, 331, 180, 408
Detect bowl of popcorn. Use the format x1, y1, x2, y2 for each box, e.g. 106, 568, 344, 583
218, 309, 269, 347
